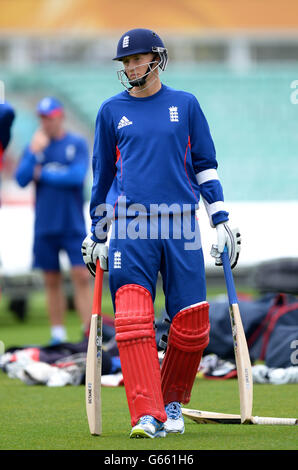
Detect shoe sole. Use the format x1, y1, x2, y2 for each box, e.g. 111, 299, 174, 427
165, 428, 185, 434
130, 429, 166, 439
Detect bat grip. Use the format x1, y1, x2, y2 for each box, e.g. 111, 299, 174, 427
253, 416, 297, 426
221, 246, 238, 304
92, 259, 103, 315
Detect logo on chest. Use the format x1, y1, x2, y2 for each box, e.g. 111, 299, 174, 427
117, 116, 133, 129
169, 106, 179, 122
66, 144, 76, 160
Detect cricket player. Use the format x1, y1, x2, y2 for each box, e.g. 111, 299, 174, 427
15, 97, 93, 344
0, 102, 15, 203
82, 29, 241, 438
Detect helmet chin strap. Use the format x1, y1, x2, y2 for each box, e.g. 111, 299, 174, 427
118, 58, 160, 93
128, 64, 151, 87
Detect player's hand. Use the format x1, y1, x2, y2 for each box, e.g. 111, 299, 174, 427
210, 223, 241, 269
81, 234, 108, 276
30, 129, 49, 153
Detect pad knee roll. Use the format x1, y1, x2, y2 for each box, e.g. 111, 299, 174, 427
161, 302, 210, 405
115, 284, 166, 426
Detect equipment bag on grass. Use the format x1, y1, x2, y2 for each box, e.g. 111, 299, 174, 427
206, 293, 298, 368
248, 293, 298, 368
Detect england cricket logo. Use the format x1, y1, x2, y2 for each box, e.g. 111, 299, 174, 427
122, 35, 129, 48
66, 144, 76, 161
113, 251, 122, 269
169, 106, 179, 122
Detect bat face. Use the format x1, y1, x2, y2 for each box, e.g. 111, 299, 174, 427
229, 306, 238, 348
86, 262, 103, 436
87, 382, 93, 405
86, 313, 102, 435
230, 305, 251, 391
182, 408, 241, 424
182, 409, 297, 426
229, 303, 253, 423
96, 325, 102, 351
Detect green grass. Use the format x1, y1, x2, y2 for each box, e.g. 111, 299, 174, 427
0, 287, 297, 451
0, 374, 297, 450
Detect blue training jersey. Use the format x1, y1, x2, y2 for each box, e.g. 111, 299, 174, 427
90, 84, 228, 242
15, 132, 89, 236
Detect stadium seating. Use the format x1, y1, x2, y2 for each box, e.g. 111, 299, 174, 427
3, 64, 298, 201
0, 0, 298, 33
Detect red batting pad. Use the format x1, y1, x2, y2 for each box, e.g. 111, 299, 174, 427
115, 284, 167, 426
161, 302, 210, 405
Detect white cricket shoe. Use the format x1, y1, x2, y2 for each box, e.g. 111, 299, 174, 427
130, 415, 166, 439
269, 367, 298, 384
164, 402, 185, 434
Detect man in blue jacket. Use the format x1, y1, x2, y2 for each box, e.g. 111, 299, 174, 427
0, 101, 15, 156
82, 28, 241, 438
16, 97, 92, 344
0, 101, 15, 203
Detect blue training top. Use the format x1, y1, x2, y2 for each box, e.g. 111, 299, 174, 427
90, 84, 228, 242
15, 132, 89, 236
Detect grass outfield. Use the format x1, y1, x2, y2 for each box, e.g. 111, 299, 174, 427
0, 286, 297, 451
0, 374, 297, 451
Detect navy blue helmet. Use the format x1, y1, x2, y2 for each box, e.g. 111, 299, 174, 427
113, 28, 168, 71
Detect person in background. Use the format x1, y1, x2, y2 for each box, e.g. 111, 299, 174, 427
0, 101, 16, 303
0, 101, 15, 204
15, 97, 93, 344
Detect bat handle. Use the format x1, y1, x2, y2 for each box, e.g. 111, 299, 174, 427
92, 259, 104, 316
221, 246, 238, 304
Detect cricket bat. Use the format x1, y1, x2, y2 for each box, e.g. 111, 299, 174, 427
182, 408, 298, 426
221, 247, 253, 424
85, 260, 104, 435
